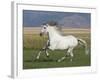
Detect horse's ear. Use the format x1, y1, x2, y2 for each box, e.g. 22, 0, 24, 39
42, 23, 48, 27
47, 21, 58, 26
42, 23, 46, 25
46, 24, 49, 27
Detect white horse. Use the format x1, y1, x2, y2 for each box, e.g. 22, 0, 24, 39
36, 23, 88, 62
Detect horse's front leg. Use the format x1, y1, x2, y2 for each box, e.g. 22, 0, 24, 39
45, 49, 49, 57
44, 40, 50, 57
36, 40, 50, 60
36, 49, 43, 60
36, 48, 50, 60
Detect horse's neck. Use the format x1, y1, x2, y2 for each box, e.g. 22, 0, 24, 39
48, 28, 61, 41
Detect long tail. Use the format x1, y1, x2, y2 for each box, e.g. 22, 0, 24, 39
77, 38, 89, 55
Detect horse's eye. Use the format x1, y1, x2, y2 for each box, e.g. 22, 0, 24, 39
44, 27, 46, 29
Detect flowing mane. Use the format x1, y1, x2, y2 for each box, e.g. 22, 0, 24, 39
48, 26, 61, 35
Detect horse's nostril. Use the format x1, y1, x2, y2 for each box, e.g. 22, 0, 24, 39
40, 33, 42, 36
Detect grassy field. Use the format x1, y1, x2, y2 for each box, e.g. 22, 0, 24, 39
23, 27, 91, 69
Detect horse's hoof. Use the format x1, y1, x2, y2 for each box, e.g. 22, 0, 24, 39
33, 59, 36, 62
70, 59, 72, 62
33, 58, 39, 62
46, 55, 50, 58
36, 57, 40, 60
57, 60, 61, 62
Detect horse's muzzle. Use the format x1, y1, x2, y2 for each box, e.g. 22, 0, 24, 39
40, 32, 43, 36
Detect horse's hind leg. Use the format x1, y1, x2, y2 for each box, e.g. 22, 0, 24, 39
67, 47, 74, 62
57, 55, 67, 62
57, 50, 68, 62
57, 47, 74, 62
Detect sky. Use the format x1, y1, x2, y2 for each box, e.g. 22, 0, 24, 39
23, 10, 91, 28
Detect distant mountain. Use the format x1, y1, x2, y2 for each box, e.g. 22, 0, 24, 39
58, 14, 90, 28
23, 10, 91, 28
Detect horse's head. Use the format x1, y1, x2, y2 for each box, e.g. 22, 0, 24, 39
40, 23, 49, 36
40, 21, 61, 36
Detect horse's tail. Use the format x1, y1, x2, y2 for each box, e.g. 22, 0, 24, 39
77, 38, 89, 55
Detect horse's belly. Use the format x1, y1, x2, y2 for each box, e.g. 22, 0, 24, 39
48, 43, 62, 50
49, 45, 68, 50
49, 40, 68, 50
57, 45, 68, 50
56, 41, 69, 49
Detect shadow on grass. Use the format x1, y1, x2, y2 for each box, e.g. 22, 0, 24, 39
24, 58, 56, 62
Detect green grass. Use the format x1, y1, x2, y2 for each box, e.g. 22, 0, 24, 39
23, 29, 91, 69
23, 47, 90, 69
